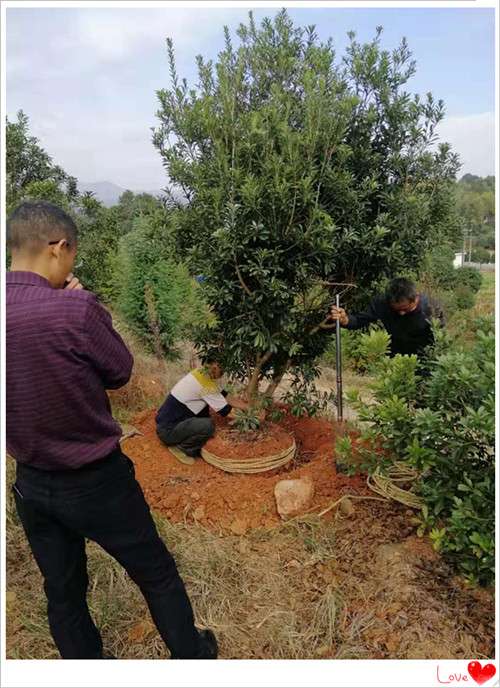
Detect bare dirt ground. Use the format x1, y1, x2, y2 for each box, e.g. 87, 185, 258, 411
121, 408, 370, 533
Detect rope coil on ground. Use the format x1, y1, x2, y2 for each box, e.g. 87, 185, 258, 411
366, 461, 423, 508
201, 440, 296, 474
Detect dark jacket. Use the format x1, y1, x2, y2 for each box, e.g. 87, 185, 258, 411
346, 294, 444, 357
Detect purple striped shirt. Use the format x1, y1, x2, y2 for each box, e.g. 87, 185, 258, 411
6, 271, 133, 470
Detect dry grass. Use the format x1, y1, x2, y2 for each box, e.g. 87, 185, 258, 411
6, 454, 494, 660
474, 270, 495, 316
447, 270, 495, 345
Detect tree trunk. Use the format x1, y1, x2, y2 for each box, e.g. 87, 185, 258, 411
144, 283, 167, 373
246, 351, 272, 403
264, 359, 291, 398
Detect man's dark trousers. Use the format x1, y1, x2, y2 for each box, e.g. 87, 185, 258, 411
157, 417, 215, 457
13, 448, 202, 659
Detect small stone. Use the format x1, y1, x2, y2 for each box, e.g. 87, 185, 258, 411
274, 477, 314, 520
192, 505, 205, 521
230, 518, 248, 535
238, 539, 249, 554
191, 491, 200, 501
315, 645, 331, 658
339, 497, 354, 517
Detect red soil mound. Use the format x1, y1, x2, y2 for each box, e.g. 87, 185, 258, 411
204, 423, 294, 460
122, 410, 368, 533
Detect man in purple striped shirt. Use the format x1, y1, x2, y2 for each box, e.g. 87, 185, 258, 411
6, 201, 217, 659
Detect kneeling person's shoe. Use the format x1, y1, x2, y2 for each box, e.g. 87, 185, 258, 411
168, 446, 196, 466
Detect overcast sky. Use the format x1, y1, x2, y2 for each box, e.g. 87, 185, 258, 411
6, 5, 496, 191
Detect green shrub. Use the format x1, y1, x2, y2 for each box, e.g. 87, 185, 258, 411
421, 245, 457, 291
232, 407, 262, 433
452, 285, 474, 311
418, 249, 482, 319
114, 216, 212, 357
357, 328, 391, 374
282, 365, 336, 418
455, 266, 483, 293
341, 317, 495, 585
471, 247, 494, 264
323, 325, 390, 375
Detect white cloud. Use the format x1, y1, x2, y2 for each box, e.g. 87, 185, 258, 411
436, 112, 495, 177
73, 8, 236, 63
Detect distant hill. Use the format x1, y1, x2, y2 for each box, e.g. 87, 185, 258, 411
78, 181, 163, 207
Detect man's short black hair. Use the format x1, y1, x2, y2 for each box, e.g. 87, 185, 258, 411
7, 201, 78, 254
385, 278, 417, 304
201, 354, 222, 366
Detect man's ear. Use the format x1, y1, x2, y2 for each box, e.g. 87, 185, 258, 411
49, 239, 68, 260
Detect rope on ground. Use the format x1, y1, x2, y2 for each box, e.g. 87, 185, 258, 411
201, 440, 296, 474
366, 462, 423, 509
317, 494, 386, 518
317, 463, 423, 517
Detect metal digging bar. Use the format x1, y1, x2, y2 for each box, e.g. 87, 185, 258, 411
335, 293, 343, 423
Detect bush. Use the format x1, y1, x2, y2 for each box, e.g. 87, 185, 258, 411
471, 247, 494, 264
114, 216, 212, 357
455, 266, 483, 293
419, 249, 482, 319
231, 407, 262, 433
341, 317, 495, 585
323, 326, 390, 375
453, 285, 475, 311
77, 206, 122, 299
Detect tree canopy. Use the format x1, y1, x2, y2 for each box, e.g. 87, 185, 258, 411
154, 10, 461, 397
6, 110, 77, 212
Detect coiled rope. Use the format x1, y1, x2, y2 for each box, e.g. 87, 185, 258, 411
367, 461, 423, 508
201, 440, 296, 474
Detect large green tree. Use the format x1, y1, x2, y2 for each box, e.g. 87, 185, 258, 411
6, 110, 77, 212
154, 11, 461, 398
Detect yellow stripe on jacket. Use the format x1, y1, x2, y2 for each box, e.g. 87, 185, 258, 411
191, 368, 218, 393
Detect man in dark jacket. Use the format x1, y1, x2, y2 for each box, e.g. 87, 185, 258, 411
6, 201, 217, 659
329, 277, 444, 358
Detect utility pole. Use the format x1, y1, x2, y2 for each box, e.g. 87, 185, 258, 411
468, 233, 473, 262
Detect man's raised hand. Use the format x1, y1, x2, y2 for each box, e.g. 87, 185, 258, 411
64, 273, 84, 290
329, 305, 349, 326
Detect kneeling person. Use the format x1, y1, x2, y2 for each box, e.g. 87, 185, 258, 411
156, 358, 244, 464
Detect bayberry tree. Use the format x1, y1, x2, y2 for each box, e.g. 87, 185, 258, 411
153, 10, 460, 400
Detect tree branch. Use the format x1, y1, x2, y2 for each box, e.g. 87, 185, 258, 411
309, 317, 336, 336
234, 256, 253, 296
264, 358, 291, 397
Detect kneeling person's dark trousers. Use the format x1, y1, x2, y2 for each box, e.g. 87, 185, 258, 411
157, 417, 215, 457
13, 449, 207, 659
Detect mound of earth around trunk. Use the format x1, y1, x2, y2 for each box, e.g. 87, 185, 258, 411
204, 423, 295, 461
121, 409, 369, 533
